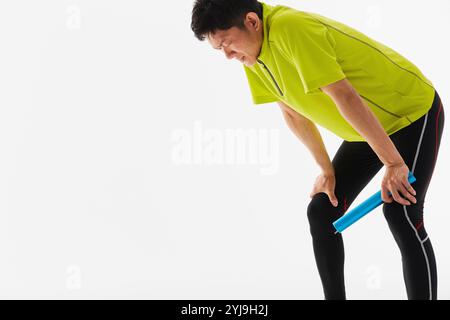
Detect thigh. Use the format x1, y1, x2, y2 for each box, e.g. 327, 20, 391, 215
307, 140, 383, 237
382, 91, 444, 239
310, 139, 383, 217
387, 90, 445, 206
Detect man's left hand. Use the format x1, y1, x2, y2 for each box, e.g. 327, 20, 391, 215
381, 162, 417, 205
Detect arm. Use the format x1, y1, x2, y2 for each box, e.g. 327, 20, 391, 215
279, 101, 338, 206
278, 101, 334, 175
320, 78, 417, 205
320, 78, 403, 167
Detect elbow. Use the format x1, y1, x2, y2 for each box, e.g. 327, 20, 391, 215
321, 78, 359, 104
333, 88, 359, 106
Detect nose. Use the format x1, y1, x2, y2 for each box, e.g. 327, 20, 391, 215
223, 48, 237, 60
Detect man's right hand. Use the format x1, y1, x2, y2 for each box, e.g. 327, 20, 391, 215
310, 172, 339, 207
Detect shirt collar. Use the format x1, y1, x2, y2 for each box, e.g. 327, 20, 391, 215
257, 2, 275, 62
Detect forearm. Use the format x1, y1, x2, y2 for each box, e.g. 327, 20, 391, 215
335, 93, 404, 167
283, 112, 334, 174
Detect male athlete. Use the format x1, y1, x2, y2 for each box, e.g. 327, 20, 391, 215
191, 0, 444, 299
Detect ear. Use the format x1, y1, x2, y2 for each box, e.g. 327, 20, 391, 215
245, 12, 260, 30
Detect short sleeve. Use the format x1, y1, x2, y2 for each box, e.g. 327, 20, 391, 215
243, 65, 280, 105
272, 14, 346, 94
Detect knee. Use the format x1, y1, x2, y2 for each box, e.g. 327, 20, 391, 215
383, 201, 426, 243
382, 201, 422, 223
382, 202, 403, 234
307, 193, 338, 237
382, 202, 402, 221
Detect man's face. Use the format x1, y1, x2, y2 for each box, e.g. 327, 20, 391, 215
206, 12, 263, 67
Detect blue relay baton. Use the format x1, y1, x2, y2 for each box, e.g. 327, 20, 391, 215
333, 171, 417, 233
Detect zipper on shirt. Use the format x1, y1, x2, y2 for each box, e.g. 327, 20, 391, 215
257, 58, 284, 96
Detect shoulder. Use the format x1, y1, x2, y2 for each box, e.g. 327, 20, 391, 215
269, 10, 331, 56
269, 9, 321, 39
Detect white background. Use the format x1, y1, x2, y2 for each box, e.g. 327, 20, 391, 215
0, 0, 449, 299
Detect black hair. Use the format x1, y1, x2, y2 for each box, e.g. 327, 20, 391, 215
191, 0, 263, 41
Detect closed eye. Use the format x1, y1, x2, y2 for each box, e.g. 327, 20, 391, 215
215, 41, 231, 50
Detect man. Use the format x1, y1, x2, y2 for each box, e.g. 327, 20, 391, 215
191, 0, 444, 300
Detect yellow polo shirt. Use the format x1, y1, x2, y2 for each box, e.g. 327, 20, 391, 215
243, 2, 435, 142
